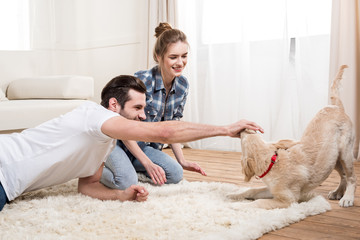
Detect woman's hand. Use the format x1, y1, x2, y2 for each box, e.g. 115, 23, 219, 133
181, 161, 207, 176
144, 162, 167, 185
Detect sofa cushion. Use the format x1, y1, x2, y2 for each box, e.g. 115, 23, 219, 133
0, 99, 91, 131
7, 76, 94, 100
0, 88, 8, 101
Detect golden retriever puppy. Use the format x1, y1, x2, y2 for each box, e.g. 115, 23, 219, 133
228, 65, 357, 209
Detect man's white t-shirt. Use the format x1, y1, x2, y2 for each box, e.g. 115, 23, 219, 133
0, 101, 119, 201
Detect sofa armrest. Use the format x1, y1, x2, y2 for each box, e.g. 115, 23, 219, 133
6, 75, 94, 100
0, 88, 8, 101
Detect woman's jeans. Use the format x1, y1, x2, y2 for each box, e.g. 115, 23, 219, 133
0, 182, 8, 211
100, 141, 183, 190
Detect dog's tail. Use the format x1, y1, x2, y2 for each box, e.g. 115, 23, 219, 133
329, 65, 348, 109
329, 65, 360, 162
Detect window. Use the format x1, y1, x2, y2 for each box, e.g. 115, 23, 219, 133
177, 0, 333, 150
0, 0, 30, 50
201, 0, 331, 44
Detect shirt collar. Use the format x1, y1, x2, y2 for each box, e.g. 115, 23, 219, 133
154, 66, 178, 93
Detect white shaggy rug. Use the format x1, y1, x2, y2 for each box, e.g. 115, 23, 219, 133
0, 179, 331, 240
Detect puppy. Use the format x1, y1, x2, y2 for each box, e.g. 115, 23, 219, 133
228, 65, 357, 209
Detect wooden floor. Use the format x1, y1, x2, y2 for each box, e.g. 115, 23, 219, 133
164, 148, 360, 240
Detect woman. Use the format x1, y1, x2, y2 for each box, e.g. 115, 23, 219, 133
101, 23, 206, 189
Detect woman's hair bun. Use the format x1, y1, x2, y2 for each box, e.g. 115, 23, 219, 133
154, 22, 173, 38
152, 22, 188, 63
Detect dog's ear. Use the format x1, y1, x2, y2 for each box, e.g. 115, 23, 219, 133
240, 129, 257, 138
241, 157, 255, 182
244, 129, 257, 134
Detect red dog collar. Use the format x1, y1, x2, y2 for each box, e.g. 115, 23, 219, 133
257, 152, 278, 179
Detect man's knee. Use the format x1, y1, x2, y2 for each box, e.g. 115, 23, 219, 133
166, 165, 183, 184
114, 173, 138, 190
101, 166, 138, 190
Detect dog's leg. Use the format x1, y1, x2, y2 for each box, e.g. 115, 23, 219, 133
328, 161, 347, 200
227, 186, 273, 201
338, 150, 357, 207
300, 191, 318, 202
244, 188, 298, 209
245, 198, 292, 210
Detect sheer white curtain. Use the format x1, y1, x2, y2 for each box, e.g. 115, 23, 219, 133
147, 0, 178, 68
330, 0, 360, 159
177, 0, 332, 151
0, 0, 30, 50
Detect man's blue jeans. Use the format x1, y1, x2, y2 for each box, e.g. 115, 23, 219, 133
100, 142, 183, 190
0, 182, 8, 211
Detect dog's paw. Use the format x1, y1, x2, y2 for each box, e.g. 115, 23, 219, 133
328, 190, 344, 200
339, 196, 354, 207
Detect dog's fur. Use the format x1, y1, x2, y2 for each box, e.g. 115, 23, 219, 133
228, 65, 357, 209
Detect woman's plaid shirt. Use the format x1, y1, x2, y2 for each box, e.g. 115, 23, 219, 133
134, 65, 189, 150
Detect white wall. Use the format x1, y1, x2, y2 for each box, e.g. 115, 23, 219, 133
0, 0, 149, 103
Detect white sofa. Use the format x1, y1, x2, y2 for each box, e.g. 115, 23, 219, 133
0, 75, 94, 133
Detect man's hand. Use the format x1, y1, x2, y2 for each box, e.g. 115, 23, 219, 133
144, 162, 167, 185
123, 185, 149, 202
227, 119, 264, 138
181, 161, 207, 176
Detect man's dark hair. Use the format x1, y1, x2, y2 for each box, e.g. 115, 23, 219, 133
101, 75, 146, 109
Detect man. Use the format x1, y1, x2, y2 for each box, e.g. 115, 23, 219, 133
0, 75, 263, 211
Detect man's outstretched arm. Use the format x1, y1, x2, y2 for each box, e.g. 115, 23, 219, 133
101, 116, 264, 144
